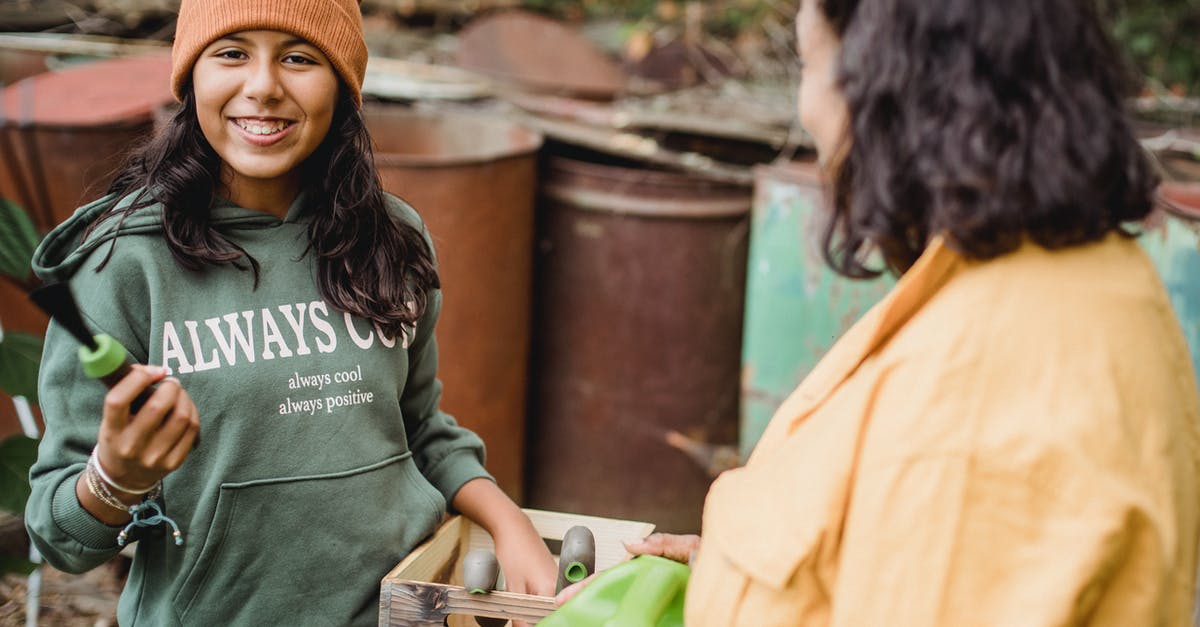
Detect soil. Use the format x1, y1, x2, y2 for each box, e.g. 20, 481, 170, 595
0, 559, 124, 627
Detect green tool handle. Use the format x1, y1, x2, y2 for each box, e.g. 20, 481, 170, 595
604, 559, 688, 627
97, 360, 157, 413
81, 334, 158, 413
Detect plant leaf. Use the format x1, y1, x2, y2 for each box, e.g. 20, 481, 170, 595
0, 198, 40, 282
0, 436, 38, 515
0, 553, 38, 576
0, 332, 42, 403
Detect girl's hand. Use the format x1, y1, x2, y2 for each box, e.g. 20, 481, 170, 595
451, 479, 556, 626
78, 365, 200, 523
492, 519, 557, 627
492, 520, 558, 597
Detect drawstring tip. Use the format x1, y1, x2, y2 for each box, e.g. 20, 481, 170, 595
120, 500, 185, 548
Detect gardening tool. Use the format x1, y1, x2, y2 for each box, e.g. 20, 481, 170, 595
540, 554, 689, 627
461, 548, 507, 627
29, 282, 159, 413
556, 525, 596, 593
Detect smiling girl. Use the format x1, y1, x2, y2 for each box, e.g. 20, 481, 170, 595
25, 1, 556, 624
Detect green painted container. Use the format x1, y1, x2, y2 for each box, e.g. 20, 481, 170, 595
739, 162, 892, 456
1141, 183, 1200, 386
741, 172, 1200, 457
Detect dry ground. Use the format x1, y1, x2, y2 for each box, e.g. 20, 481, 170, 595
0, 560, 123, 627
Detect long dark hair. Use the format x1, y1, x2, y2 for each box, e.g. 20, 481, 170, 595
92, 87, 439, 336
816, 0, 1159, 277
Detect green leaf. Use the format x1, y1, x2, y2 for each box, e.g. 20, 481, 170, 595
0, 332, 42, 403
0, 436, 38, 515
1130, 33, 1158, 55
0, 198, 40, 282
0, 553, 37, 576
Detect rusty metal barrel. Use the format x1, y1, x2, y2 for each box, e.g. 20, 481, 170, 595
526, 150, 751, 533
364, 105, 542, 501
740, 162, 893, 456
0, 54, 173, 231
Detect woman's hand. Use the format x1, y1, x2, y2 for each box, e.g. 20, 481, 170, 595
623, 533, 701, 564
77, 365, 200, 524
554, 532, 702, 606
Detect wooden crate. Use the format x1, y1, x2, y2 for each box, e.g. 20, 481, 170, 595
379, 509, 655, 626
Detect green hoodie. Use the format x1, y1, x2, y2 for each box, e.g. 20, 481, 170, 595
26, 191, 492, 626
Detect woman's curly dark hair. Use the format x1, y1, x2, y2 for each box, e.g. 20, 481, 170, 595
816, 0, 1159, 277
90, 86, 438, 337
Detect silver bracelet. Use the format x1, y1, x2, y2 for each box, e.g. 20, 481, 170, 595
84, 462, 131, 512
89, 447, 158, 495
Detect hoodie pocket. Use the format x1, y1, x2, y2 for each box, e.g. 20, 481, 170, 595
172, 453, 444, 625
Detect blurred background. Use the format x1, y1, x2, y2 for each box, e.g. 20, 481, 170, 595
0, 1, 1196, 624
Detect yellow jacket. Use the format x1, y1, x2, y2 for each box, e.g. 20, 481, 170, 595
687, 235, 1200, 626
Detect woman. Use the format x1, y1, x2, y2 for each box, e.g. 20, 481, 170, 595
571, 0, 1200, 624
25, 1, 556, 624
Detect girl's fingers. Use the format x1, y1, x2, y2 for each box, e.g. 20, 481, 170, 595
101, 365, 168, 431
142, 390, 196, 469
127, 377, 182, 440
161, 419, 199, 471
98, 376, 197, 490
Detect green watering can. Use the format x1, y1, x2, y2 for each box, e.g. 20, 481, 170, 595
539, 555, 690, 627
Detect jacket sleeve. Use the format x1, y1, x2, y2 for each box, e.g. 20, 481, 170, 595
24, 317, 136, 573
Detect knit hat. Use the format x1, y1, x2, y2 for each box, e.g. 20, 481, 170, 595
171, 0, 368, 105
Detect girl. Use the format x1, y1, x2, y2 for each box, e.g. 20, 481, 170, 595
26, 1, 557, 624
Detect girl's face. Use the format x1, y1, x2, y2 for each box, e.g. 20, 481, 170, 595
192, 30, 338, 201
796, 0, 850, 165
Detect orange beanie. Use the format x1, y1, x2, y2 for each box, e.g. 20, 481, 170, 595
171, 0, 368, 105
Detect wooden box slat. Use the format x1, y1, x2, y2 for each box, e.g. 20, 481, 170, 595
379, 508, 654, 626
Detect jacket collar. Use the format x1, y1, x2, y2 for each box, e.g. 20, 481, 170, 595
770, 236, 965, 442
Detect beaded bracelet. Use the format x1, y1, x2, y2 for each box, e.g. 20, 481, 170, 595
82, 458, 182, 546
89, 447, 159, 495
84, 452, 162, 511
83, 462, 130, 512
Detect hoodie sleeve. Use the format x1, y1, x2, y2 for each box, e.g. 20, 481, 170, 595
399, 291, 494, 507
25, 313, 141, 573
388, 194, 493, 506
26, 208, 155, 574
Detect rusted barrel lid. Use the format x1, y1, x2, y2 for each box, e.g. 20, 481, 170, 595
457, 10, 627, 99
543, 155, 751, 219
1159, 182, 1200, 220
0, 53, 173, 128
365, 106, 543, 168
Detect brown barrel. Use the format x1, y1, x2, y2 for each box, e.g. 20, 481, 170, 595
365, 105, 543, 501
526, 151, 751, 533
0, 54, 173, 231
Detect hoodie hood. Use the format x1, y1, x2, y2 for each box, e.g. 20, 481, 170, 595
32, 190, 301, 284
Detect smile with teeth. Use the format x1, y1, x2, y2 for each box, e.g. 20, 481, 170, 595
233, 118, 293, 136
